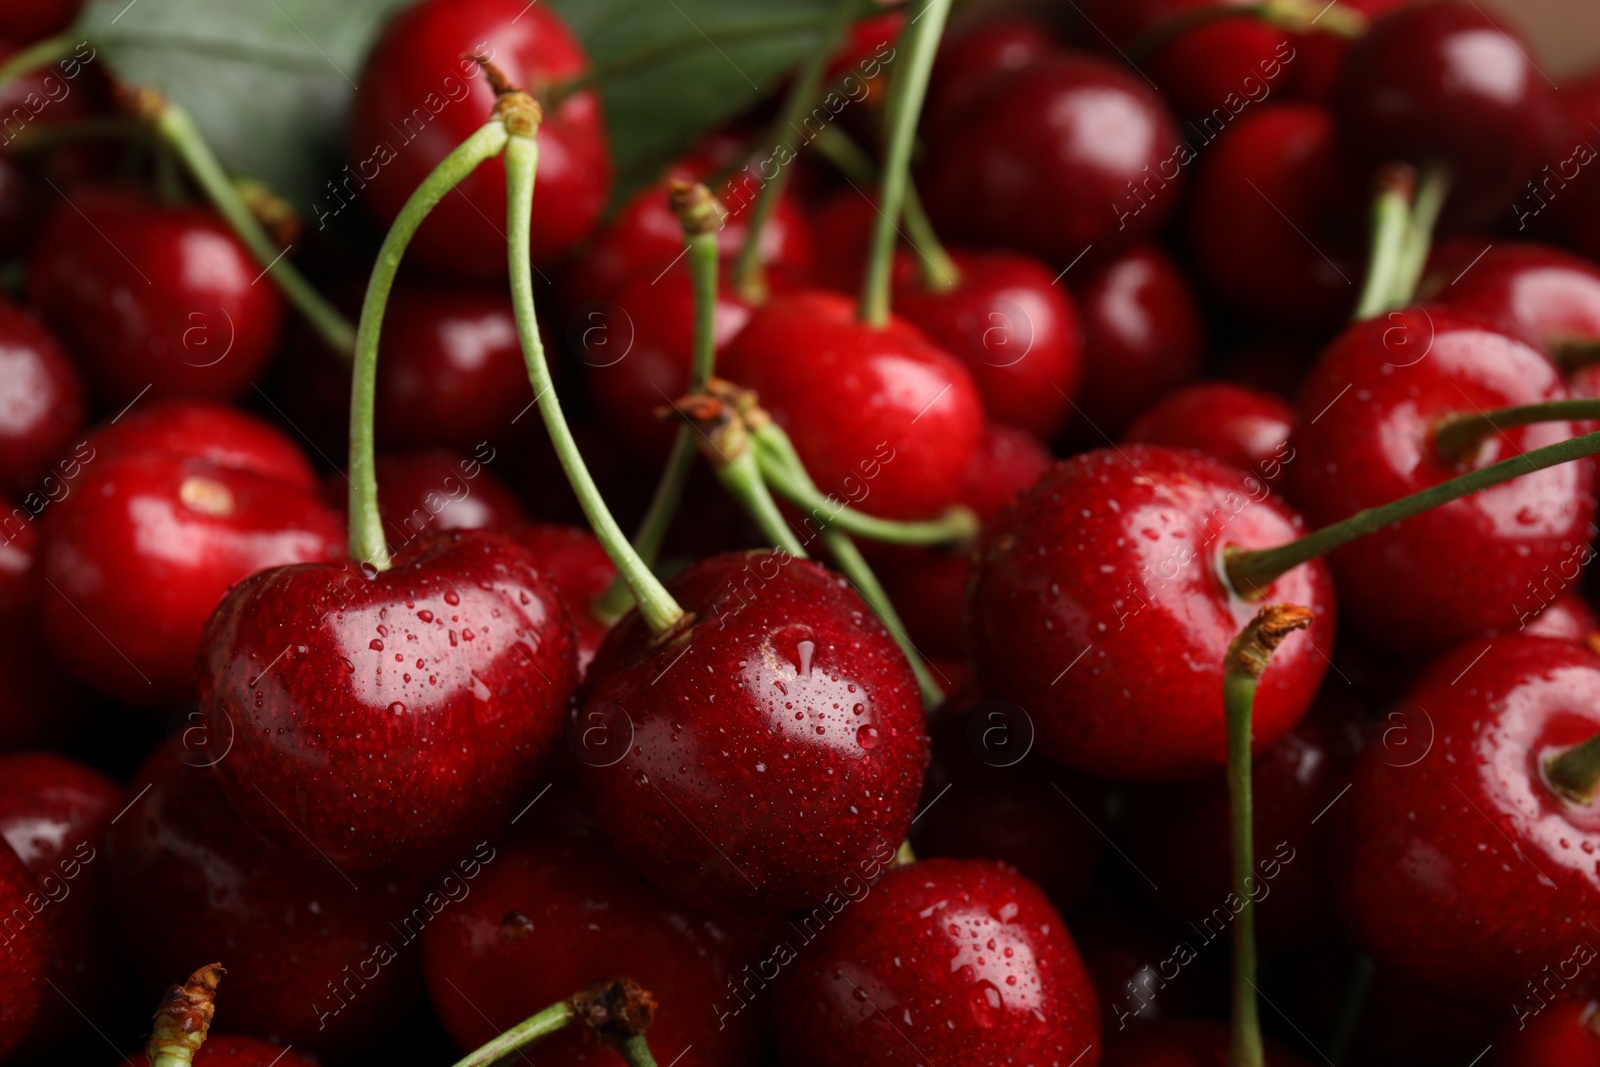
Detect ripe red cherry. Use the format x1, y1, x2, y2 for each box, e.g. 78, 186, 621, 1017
0, 301, 85, 497
508, 522, 614, 675
1287, 307, 1597, 654
1521, 594, 1600, 645
1102, 1019, 1310, 1066
967, 446, 1335, 781
1185, 103, 1361, 328
1491, 997, 1600, 1066
422, 831, 767, 1066
921, 53, 1185, 264
1123, 382, 1294, 474
1289, 0, 1410, 104
578, 552, 927, 912
109, 750, 423, 1051
1333, 0, 1556, 227
1333, 636, 1600, 1004
771, 858, 1100, 1066
0, 837, 49, 1061
928, 16, 1057, 116
85, 399, 317, 490
28, 187, 285, 408
40, 450, 344, 706
200, 530, 578, 876
1423, 241, 1600, 359
893, 250, 1084, 439
349, 0, 608, 277
124, 1035, 319, 1067
320, 449, 527, 552
0, 753, 120, 1052
720, 292, 983, 520
1069, 244, 1205, 439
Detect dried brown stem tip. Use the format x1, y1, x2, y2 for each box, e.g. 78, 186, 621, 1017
668, 180, 727, 236
571, 978, 658, 1041
146, 963, 225, 1062
1376, 162, 1418, 204
470, 55, 521, 96
1226, 604, 1314, 679
115, 83, 167, 123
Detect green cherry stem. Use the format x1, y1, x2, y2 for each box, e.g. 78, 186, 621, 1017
858, 0, 954, 327
1225, 427, 1600, 594
1544, 730, 1600, 805
146, 94, 358, 358
1431, 396, 1600, 466
0, 33, 80, 96
505, 110, 686, 636
348, 119, 510, 571
1351, 166, 1415, 322
1390, 164, 1450, 310
447, 1001, 575, 1067
613, 1035, 661, 1067
146, 964, 224, 1067
1223, 605, 1314, 1067
1556, 336, 1600, 371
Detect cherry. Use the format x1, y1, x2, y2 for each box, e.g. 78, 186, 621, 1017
508, 522, 614, 675
421, 830, 767, 1066
0, 3, 85, 43
1542, 70, 1600, 264
1289, 0, 1410, 104
892, 249, 1084, 439
319, 449, 527, 550
824, 10, 903, 108
770, 858, 1101, 1066
28, 186, 285, 408
85, 399, 316, 491
805, 190, 890, 297
920, 53, 1185, 264
1069, 244, 1206, 439
1520, 594, 1600, 645
1123, 382, 1294, 475
0, 520, 88, 753
577, 551, 928, 912
40, 449, 344, 706
928, 16, 1057, 116
199, 529, 578, 876
349, 0, 608, 278
1101, 1019, 1310, 1066
1332, 0, 1556, 227
1491, 996, 1600, 1066
719, 291, 984, 520
967, 445, 1335, 781
108, 748, 425, 1051
1423, 241, 1600, 360
1185, 103, 1361, 328
1332, 635, 1600, 1005
1069, 901, 1218, 1032
1286, 306, 1597, 654
0, 837, 49, 1062
0, 300, 84, 498
0, 753, 121, 1054
123, 1035, 319, 1067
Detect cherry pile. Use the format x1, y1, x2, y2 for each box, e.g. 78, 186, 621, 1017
2, 0, 1600, 1065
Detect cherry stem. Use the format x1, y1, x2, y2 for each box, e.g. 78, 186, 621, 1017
348, 119, 510, 571
147, 963, 224, 1067
1223, 605, 1314, 1067
147, 95, 357, 358
1391, 164, 1450, 310
446, 1001, 574, 1067
1556, 336, 1600, 371
1545, 730, 1600, 805
1431, 397, 1600, 466
505, 120, 686, 636
729, 0, 859, 300
754, 441, 977, 545
858, 0, 953, 328
1225, 427, 1600, 594
1351, 166, 1416, 321
0, 33, 78, 96
895, 839, 916, 865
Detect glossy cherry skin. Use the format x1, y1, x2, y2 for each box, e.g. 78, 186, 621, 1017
1424, 241, 1600, 359
1333, 0, 1556, 228
349, 0, 608, 277
320, 449, 527, 554
720, 292, 983, 520
928, 16, 1057, 116
1123, 382, 1294, 475
28, 187, 285, 408
771, 858, 1100, 1067
0, 301, 85, 497
1492, 997, 1600, 1066
84, 399, 317, 491
1102, 1019, 1310, 1066
920, 53, 1185, 264
1185, 103, 1361, 328
1520, 594, 1600, 646
422, 831, 766, 1066
508, 522, 614, 675
0, 753, 120, 1053
0, 838, 49, 1062
40, 450, 345, 706
109, 749, 425, 1051
1069, 244, 1205, 439
1287, 307, 1597, 654
967, 446, 1336, 782
578, 552, 927, 912
893, 250, 1084, 439
1333, 636, 1600, 1004
124, 1035, 319, 1067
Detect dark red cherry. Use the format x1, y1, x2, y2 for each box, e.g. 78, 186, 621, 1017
805, 190, 886, 296
967, 446, 1335, 781
508, 522, 614, 675
1333, 0, 1557, 227
40, 450, 344, 706
1069, 901, 1218, 1033
928, 16, 1057, 116
109, 749, 424, 1051
578, 552, 927, 912
1289, 0, 1410, 104
0, 521, 88, 753
200, 530, 578, 876
893, 250, 1084, 439
920, 53, 1185, 265
771, 858, 1101, 1066
28, 187, 285, 408
720, 292, 984, 520
0, 753, 120, 1052
1333, 635, 1600, 1004
1185, 103, 1361, 327
85, 399, 316, 490
349, 0, 608, 277
422, 831, 766, 1066
0, 837, 49, 1061
1424, 241, 1600, 359
1123, 382, 1294, 475
320, 449, 526, 554
1492, 997, 1600, 1066
1542, 70, 1600, 264
823, 10, 903, 108
0, 300, 85, 497
1102, 1019, 1310, 1066
0, 3, 84, 43
124, 1034, 319, 1067
1069, 244, 1205, 439
1287, 307, 1597, 654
